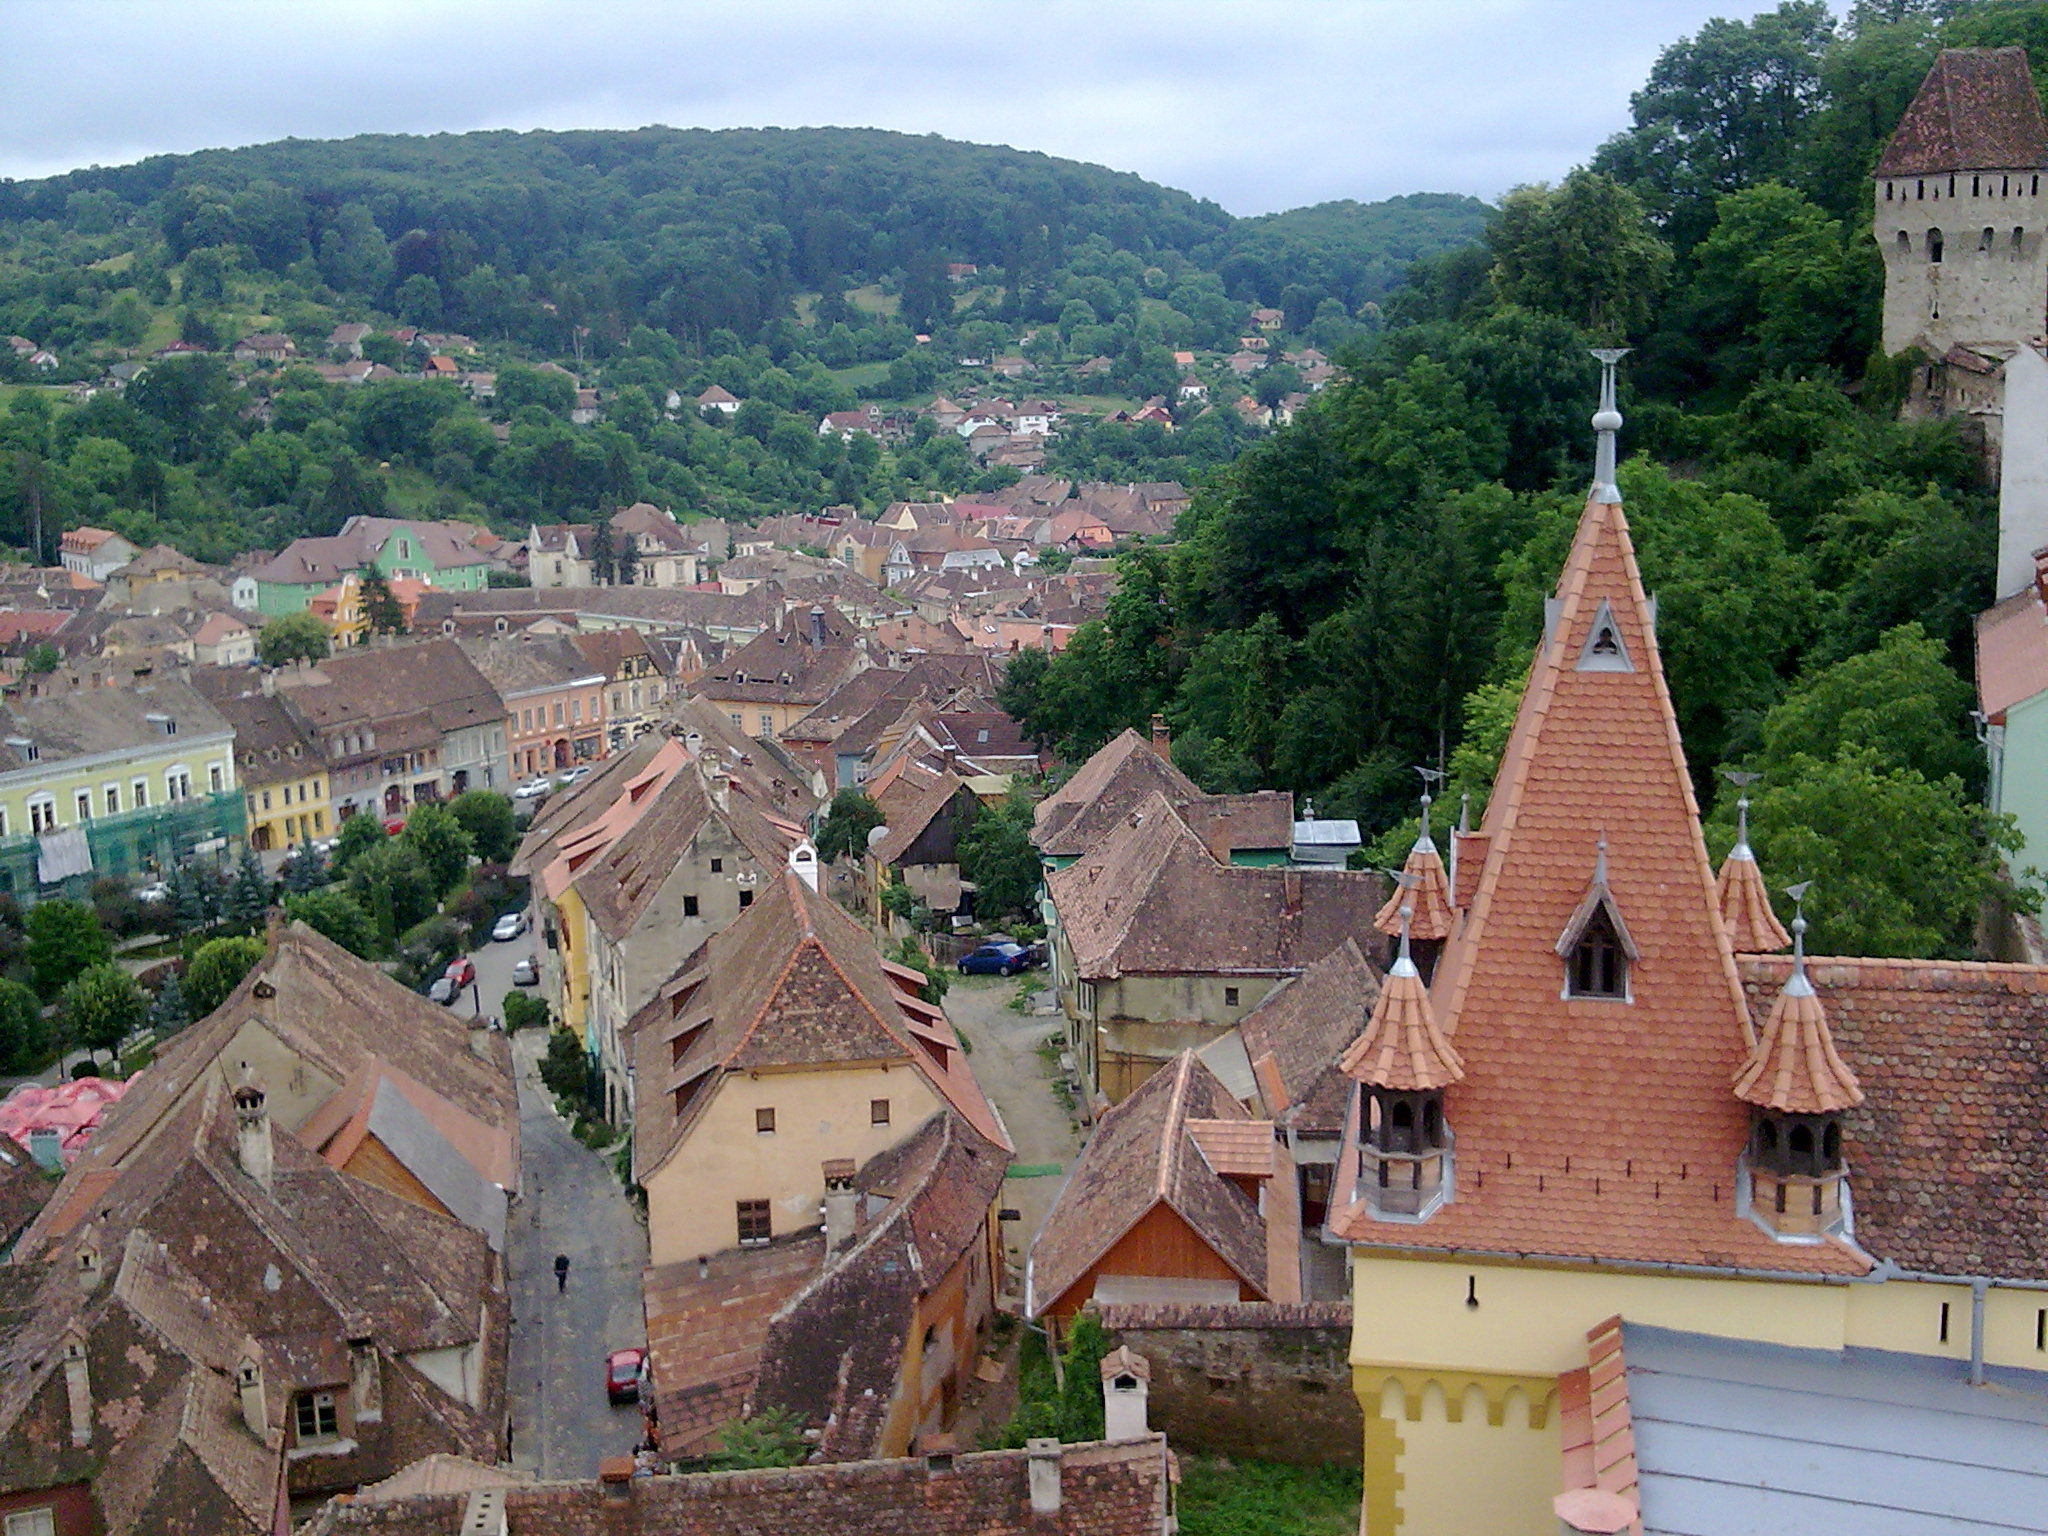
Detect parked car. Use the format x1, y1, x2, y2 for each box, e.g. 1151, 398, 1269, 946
959, 942, 1030, 976
554, 765, 592, 788
445, 956, 476, 989
513, 777, 552, 800
428, 975, 459, 1006
491, 911, 528, 942
605, 1347, 646, 1406
136, 881, 170, 904
511, 955, 538, 986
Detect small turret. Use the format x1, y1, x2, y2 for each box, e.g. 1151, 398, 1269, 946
1341, 895, 1464, 1220
1373, 772, 1455, 980
1734, 884, 1862, 1240
1714, 772, 1791, 953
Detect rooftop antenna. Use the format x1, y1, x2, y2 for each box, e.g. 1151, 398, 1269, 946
1722, 769, 1761, 855
1590, 348, 1630, 503
1782, 881, 1813, 995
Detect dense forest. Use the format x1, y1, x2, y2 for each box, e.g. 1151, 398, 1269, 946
0, 128, 1488, 552
1002, 0, 2041, 959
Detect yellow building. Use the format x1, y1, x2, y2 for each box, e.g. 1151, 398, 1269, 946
627, 865, 1007, 1270
0, 663, 241, 895
1328, 377, 2048, 1533
194, 669, 330, 852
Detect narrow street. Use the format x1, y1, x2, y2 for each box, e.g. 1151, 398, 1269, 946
943, 974, 1086, 1306
505, 1014, 649, 1478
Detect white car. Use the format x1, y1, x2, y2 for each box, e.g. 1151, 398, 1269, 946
137, 881, 171, 904
491, 911, 528, 942
513, 778, 552, 800
554, 765, 592, 788
511, 955, 539, 986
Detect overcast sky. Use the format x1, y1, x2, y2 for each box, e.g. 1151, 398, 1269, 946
3, 1, 1792, 216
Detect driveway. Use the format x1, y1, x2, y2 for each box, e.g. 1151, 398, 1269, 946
505, 1020, 649, 1477
943, 974, 1085, 1307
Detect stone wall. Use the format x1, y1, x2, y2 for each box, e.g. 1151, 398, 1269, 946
1092, 1301, 1360, 1466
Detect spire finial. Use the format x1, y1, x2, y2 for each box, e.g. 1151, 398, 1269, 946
1783, 881, 1813, 994
1414, 765, 1444, 851
1594, 833, 1610, 888
1590, 348, 1629, 503
1722, 769, 1761, 857
1384, 869, 1421, 977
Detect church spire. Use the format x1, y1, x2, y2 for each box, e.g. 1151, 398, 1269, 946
1714, 771, 1791, 952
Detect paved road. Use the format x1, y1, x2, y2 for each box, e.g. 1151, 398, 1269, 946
504, 1002, 649, 1477
943, 974, 1085, 1307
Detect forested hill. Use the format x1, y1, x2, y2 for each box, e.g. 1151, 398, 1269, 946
0, 125, 1492, 348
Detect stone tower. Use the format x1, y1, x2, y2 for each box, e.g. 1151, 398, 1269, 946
1874, 47, 2048, 360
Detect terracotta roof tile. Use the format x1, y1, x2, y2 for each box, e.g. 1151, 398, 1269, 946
1034, 729, 1199, 857
1715, 846, 1790, 953
1331, 491, 1863, 1277
1375, 836, 1454, 942
1731, 954, 1862, 1115
1339, 947, 1463, 1092
1236, 939, 1383, 1136
1877, 48, 2048, 177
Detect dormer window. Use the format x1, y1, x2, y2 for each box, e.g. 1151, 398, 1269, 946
1575, 600, 1632, 672
1568, 908, 1626, 998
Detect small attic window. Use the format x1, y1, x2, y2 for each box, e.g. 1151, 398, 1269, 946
1568, 907, 1627, 999
1575, 600, 1633, 673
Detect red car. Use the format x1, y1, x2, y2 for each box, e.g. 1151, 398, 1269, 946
445, 957, 476, 989
606, 1347, 645, 1406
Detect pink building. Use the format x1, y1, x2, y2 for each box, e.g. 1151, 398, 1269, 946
0, 1077, 129, 1167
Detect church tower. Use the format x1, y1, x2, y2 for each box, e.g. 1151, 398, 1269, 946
1874, 47, 2048, 361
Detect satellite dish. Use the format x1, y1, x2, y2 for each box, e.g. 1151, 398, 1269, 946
866, 825, 890, 851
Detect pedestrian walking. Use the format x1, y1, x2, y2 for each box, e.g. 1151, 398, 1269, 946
554, 1253, 569, 1293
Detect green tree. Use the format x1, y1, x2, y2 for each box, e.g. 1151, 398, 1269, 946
332, 811, 387, 873
22, 641, 59, 675
448, 790, 518, 864
226, 846, 271, 929
704, 1411, 807, 1471
1487, 171, 1674, 339
0, 978, 49, 1072
816, 790, 885, 862
62, 963, 147, 1065
346, 840, 436, 942
539, 1026, 589, 1103
890, 936, 949, 1005
1734, 747, 2013, 958
401, 801, 474, 896
1055, 1315, 1110, 1442
26, 899, 112, 997
1752, 623, 1979, 791
284, 889, 379, 958
148, 969, 191, 1036
957, 793, 1042, 920
280, 843, 330, 893
358, 563, 407, 635
184, 935, 267, 1017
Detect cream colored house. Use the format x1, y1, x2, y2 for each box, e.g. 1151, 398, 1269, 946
630, 865, 1007, 1268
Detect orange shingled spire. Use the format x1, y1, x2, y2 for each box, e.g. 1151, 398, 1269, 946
1342, 907, 1463, 1091
1714, 778, 1791, 952
1374, 788, 1455, 942
1733, 901, 1862, 1115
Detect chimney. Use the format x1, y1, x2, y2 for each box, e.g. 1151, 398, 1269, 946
1099, 1345, 1152, 1442
599, 1457, 635, 1498
1026, 1438, 1063, 1515
823, 1159, 858, 1258
350, 1337, 383, 1424
1149, 713, 1170, 760
1282, 868, 1303, 916
235, 1351, 269, 1440
809, 605, 827, 646
233, 1075, 273, 1192
789, 839, 820, 892
27, 1125, 60, 1169
684, 729, 703, 757
75, 1232, 103, 1294
260, 667, 276, 697
461, 1489, 510, 1536
62, 1328, 92, 1448
707, 767, 730, 813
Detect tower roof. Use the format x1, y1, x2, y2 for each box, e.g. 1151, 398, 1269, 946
1733, 916, 1862, 1116
1340, 944, 1462, 1092
1331, 443, 1863, 1273
1374, 797, 1455, 942
1876, 48, 2048, 177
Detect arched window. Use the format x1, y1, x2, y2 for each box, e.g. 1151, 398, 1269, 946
1568, 907, 1627, 999
2016, 227, 2027, 253
1927, 228, 1944, 263
1896, 230, 1911, 255
1974, 175, 1982, 196
1388, 1099, 1415, 1153
1983, 227, 1996, 252
1789, 1124, 1814, 1160
1823, 1121, 1841, 1162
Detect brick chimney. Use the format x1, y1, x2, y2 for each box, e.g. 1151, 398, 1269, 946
1026, 1438, 1063, 1514
1149, 713, 1171, 760
823, 1158, 858, 1259
1099, 1345, 1152, 1442
1282, 868, 1303, 916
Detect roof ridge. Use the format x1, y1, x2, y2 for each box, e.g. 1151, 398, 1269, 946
1159, 1051, 1192, 1206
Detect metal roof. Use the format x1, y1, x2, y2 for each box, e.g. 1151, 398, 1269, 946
1623, 1323, 2048, 1535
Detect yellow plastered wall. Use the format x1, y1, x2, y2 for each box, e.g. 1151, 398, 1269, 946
556, 885, 590, 1039
1350, 1251, 1851, 1381
1357, 1373, 1558, 1536
642, 1061, 943, 1268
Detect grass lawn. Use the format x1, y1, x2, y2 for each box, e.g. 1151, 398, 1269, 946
846, 283, 900, 317
1177, 1457, 1361, 1536
829, 361, 890, 390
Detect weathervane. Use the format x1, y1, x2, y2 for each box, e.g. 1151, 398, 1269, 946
1722, 769, 1761, 854
1782, 881, 1813, 992
1590, 347, 1629, 503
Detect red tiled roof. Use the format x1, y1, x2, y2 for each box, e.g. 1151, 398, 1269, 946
1339, 947, 1462, 1092
1715, 847, 1790, 953
1374, 834, 1454, 942
1732, 961, 1863, 1116
1877, 48, 2048, 177
1237, 937, 1382, 1137
1331, 490, 1865, 1276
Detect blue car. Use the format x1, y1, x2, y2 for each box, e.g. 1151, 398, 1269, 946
958, 942, 1030, 976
